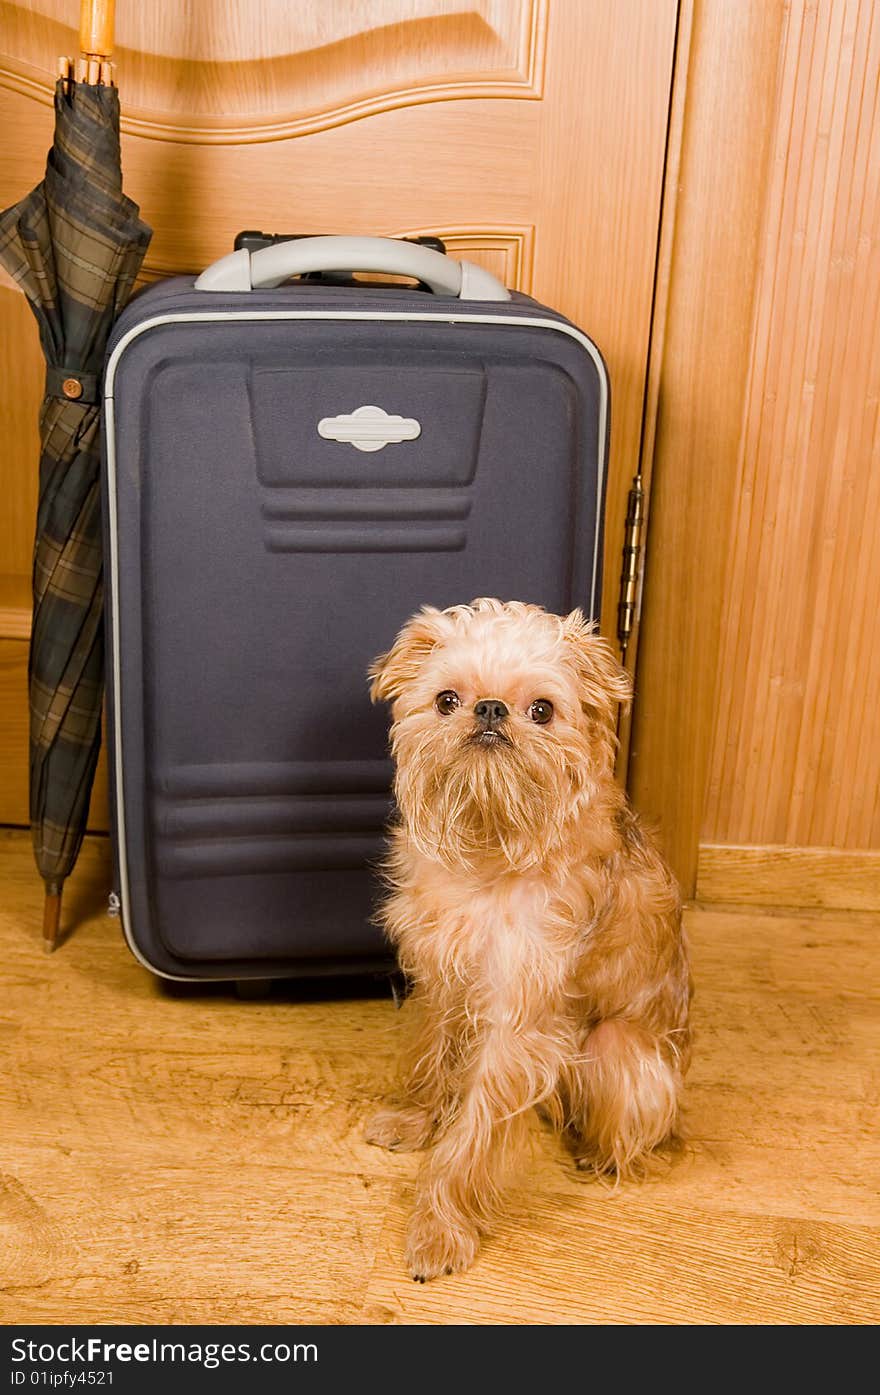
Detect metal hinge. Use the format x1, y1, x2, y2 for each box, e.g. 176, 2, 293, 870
617, 474, 645, 660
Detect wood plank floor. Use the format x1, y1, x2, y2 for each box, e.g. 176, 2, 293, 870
1, 828, 877, 1325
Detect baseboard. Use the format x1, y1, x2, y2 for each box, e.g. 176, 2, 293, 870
696, 843, 880, 911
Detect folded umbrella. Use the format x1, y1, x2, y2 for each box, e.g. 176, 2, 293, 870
0, 2, 151, 949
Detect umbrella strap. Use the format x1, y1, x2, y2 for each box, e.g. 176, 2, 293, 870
46, 367, 99, 405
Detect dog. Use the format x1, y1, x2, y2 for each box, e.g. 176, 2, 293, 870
366, 599, 691, 1280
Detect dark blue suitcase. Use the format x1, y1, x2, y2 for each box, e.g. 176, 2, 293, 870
102, 236, 609, 980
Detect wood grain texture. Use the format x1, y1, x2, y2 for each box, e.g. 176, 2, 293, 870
627, 0, 788, 892
697, 843, 880, 912
0, 283, 42, 578
704, 0, 880, 851
0, 640, 33, 824
0, 574, 30, 640
0, 0, 547, 142
616, 0, 695, 777
1, 829, 878, 1325
529, 0, 677, 639
367, 1193, 879, 1325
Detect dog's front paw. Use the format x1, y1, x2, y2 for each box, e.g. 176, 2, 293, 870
365, 1105, 434, 1152
406, 1206, 480, 1281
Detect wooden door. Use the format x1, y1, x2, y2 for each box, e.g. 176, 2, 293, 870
0, 0, 679, 829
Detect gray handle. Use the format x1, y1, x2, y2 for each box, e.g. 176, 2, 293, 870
194, 235, 510, 302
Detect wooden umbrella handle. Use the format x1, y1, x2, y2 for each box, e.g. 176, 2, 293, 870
60, 0, 117, 86
80, 0, 115, 59
70, 0, 115, 84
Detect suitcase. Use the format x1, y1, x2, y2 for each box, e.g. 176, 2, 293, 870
102, 235, 609, 981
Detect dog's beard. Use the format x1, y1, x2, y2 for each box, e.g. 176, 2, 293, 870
392, 722, 591, 872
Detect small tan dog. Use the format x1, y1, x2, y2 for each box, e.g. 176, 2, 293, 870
366, 599, 691, 1280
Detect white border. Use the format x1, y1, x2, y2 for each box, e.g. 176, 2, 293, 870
104, 309, 609, 978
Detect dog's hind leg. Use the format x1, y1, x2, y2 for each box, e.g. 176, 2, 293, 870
569, 1018, 684, 1179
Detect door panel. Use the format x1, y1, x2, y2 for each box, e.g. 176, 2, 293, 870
0, 0, 678, 827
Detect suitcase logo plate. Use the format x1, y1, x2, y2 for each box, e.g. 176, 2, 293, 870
317, 404, 421, 453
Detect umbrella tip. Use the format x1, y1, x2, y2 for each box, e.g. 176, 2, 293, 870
42, 883, 63, 952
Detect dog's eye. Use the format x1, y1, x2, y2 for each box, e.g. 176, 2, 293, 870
435, 690, 461, 716
528, 699, 554, 725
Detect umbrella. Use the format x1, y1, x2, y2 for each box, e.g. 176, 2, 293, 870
0, 1, 151, 950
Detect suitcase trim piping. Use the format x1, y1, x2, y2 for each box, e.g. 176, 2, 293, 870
104, 309, 609, 979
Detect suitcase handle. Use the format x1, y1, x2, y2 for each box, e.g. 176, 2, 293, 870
233, 230, 448, 257
193, 235, 511, 302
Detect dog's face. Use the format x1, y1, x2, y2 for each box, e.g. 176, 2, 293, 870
370, 599, 632, 871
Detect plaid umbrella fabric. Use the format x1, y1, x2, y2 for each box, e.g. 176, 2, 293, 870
0, 77, 150, 946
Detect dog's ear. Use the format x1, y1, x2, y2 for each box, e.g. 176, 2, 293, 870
369, 607, 447, 704
561, 609, 633, 720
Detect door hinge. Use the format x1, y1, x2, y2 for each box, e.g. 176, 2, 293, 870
617, 474, 645, 658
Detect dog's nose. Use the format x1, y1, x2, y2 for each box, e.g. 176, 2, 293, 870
474, 698, 509, 729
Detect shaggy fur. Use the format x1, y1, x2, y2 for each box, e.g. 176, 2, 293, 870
366, 599, 691, 1280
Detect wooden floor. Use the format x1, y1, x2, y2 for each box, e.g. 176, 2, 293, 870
1, 827, 878, 1325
